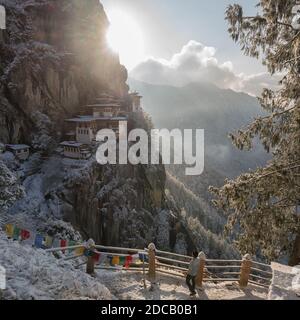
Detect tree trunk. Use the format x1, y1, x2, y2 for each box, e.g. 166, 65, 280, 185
289, 233, 300, 266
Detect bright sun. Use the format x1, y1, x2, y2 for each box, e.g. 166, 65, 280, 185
107, 10, 145, 70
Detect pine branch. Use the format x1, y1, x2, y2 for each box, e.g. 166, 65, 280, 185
283, 56, 300, 65
267, 105, 298, 119
255, 164, 300, 180
233, 104, 299, 134
242, 16, 296, 30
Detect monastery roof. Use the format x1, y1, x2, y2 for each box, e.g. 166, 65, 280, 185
6, 144, 30, 150
60, 141, 85, 148
129, 91, 142, 97
65, 116, 128, 123
94, 97, 120, 101
98, 93, 115, 98
66, 131, 76, 135
86, 103, 122, 108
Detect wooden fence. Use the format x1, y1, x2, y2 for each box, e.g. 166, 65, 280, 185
45, 241, 273, 289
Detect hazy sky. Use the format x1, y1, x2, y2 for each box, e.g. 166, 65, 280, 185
102, 0, 262, 73
101, 0, 276, 95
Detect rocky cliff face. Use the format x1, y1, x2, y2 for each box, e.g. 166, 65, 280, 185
0, 0, 190, 253
59, 160, 167, 248
0, 0, 128, 146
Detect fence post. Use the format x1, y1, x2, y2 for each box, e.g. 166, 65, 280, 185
196, 251, 206, 288
239, 254, 252, 288
148, 243, 156, 281
86, 239, 96, 275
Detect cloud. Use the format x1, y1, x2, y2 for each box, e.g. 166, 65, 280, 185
238, 72, 281, 96
130, 40, 279, 96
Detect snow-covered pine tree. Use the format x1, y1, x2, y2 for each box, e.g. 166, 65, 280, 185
210, 0, 300, 265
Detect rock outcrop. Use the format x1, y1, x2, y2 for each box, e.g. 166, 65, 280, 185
0, 0, 128, 146
57, 160, 167, 248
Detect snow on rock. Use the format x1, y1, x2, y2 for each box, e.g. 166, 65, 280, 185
0, 231, 114, 300
0, 152, 19, 171
174, 233, 188, 255
0, 160, 25, 211
155, 209, 171, 250
4, 154, 67, 230
31, 111, 55, 151
268, 262, 300, 300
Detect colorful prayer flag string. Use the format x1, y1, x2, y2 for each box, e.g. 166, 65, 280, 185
3, 224, 80, 254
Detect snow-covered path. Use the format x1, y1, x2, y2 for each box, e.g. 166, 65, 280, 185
95, 269, 268, 300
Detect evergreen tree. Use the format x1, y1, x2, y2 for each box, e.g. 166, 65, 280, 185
210, 0, 300, 265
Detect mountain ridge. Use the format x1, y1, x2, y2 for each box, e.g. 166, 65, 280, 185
128, 77, 269, 180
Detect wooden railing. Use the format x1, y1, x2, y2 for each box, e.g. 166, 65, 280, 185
45, 241, 273, 289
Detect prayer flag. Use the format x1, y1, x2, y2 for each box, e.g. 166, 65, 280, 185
68, 240, 76, 253
45, 236, 53, 248
92, 251, 101, 263
75, 246, 85, 256
29, 232, 36, 247
52, 238, 60, 249
119, 256, 126, 266
60, 239, 67, 253
84, 249, 94, 257
107, 255, 113, 266
125, 255, 133, 268
13, 227, 21, 241
132, 254, 141, 264
98, 253, 107, 265
20, 229, 31, 241
34, 234, 44, 248
112, 256, 120, 266
5, 224, 14, 238
139, 253, 149, 263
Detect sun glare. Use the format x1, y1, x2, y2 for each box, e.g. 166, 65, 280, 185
107, 10, 145, 70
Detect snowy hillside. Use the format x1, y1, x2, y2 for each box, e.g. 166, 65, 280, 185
268, 263, 300, 300
0, 231, 113, 300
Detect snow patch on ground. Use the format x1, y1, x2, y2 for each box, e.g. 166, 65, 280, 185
95, 269, 268, 300
268, 262, 300, 300
0, 231, 113, 300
